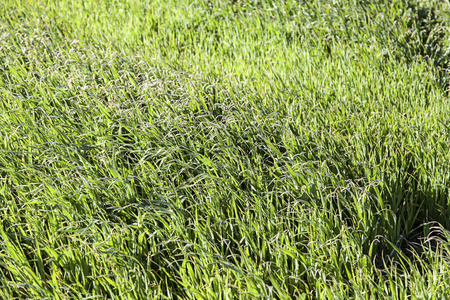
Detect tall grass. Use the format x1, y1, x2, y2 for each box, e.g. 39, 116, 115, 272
0, 0, 450, 298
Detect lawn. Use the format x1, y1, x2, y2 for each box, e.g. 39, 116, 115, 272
0, 0, 450, 298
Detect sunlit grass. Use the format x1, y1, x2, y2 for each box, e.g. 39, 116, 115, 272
0, 0, 450, 298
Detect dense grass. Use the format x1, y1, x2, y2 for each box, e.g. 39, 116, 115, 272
1, 0, 450, 298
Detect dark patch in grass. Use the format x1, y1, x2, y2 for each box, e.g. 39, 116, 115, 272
397, 2, 450, 92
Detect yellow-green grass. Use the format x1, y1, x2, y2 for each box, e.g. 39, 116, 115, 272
0, 0, 450, 298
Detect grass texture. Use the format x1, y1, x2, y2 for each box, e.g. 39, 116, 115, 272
1, 0, 450, 298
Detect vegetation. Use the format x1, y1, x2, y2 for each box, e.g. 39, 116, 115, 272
0, 0, 450, 298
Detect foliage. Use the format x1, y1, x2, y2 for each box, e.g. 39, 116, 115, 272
0, 0, 450, 298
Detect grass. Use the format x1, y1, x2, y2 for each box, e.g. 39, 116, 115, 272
1, 0, 450, 298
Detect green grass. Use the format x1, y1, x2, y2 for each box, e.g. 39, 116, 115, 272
1, 0, 450, 298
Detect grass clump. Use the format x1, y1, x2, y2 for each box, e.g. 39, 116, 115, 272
1, 0, 450, 298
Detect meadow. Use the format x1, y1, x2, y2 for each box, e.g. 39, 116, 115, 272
0, 0, 450, 298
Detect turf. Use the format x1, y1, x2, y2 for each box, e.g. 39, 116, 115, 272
0, 0, 450, 299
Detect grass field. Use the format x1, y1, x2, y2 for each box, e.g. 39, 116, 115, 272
1, 0, 450, 298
